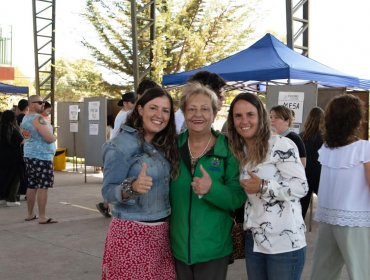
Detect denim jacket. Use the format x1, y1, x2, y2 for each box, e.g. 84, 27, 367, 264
102, 125, 171, 221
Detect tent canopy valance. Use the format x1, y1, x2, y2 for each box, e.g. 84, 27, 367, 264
163, 33, 370, 90
0, 82, 29, 95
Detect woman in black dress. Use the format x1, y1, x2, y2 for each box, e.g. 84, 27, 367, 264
299, 107, 324, 218
0, 110, 24, 206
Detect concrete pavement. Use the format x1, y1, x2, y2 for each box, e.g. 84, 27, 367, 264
0, 164, 349, 280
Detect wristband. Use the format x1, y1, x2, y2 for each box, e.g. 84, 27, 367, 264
260, 179, 268, 194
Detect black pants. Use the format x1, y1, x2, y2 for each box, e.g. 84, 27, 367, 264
175, 255, 230, 280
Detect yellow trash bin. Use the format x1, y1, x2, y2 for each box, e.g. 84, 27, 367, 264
54, 147, 67, 171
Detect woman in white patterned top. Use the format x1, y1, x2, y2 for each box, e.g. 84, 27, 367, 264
311, 94, 370, 280
227, 92, 308, 280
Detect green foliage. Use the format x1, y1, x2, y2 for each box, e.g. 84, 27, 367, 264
82, 0, 259, 89
54, 58, 125, 101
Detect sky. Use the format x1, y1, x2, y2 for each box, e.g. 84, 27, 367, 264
1, 0, 370, 82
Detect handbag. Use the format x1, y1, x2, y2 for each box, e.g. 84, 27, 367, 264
231, 205, 245, 261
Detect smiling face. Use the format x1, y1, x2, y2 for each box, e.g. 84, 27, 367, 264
269, 110, 289, 134
184, 93, 215, 134
232, 100, 259, 144
138, 96, 171, 142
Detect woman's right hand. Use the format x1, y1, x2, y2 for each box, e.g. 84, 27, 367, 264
132, 162, 153, 194
240, 171, 262, 194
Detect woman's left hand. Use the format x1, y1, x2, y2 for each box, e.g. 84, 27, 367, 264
191, 165, 212, 196
240, 171, 262, 194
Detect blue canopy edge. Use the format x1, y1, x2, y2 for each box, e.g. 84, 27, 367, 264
163, 33, 370, 90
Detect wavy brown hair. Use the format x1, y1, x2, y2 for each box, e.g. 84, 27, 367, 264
126, 87, 179, 178
227, 92, 271, 168
322, 94, 364, 148
301, 107, 324, 141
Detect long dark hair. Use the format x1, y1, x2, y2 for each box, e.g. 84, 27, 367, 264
126, 87, 179, 177
322, 94, 363, 148
227, 92, 271, 168
301, 107, 324, 141
0, 110, 20, 145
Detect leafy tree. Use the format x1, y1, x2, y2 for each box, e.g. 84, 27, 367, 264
82, 0, 259, 89
54, 58, 126, 102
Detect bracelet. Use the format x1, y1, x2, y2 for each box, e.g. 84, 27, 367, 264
121, 177, 139, 200
260, 179, 268, 194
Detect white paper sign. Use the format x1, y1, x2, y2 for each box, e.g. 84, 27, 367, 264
89, 123, 99, 135
88, 101, 100, 121
278, 91, 305, 123
69, 105, 79, 121
70, 122, 78, 133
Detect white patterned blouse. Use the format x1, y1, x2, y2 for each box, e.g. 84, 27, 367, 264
242, 135, 308, 254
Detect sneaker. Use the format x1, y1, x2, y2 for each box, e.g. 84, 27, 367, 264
0, 200, 6, 206
96, 203, 111, 218
6, 201, 21, 207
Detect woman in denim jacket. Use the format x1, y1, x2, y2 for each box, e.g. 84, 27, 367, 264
101, 87, 179, 280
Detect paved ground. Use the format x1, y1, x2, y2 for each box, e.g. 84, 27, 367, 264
0, 164, 349, 280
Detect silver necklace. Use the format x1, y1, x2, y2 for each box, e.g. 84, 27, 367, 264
188, 133, 212, 163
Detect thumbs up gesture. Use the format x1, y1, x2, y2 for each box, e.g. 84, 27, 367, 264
132, 162, 153, 194
240, 171, 262, 194
191, 165, 212, 196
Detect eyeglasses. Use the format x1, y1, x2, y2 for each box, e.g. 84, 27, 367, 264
32, 101, 45, 105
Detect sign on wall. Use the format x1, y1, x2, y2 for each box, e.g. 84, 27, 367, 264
278, 91, 305, 123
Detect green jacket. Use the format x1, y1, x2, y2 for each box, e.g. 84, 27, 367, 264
170, 130, 247, 264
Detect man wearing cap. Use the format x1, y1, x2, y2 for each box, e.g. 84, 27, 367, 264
110, 92, 136, 139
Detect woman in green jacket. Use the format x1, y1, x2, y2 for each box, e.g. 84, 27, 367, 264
170, 82, 247, 280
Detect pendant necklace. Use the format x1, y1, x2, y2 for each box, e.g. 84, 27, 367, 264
188, 133, 212, 171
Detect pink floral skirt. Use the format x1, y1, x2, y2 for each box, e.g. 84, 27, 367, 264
101, 217, 175, 280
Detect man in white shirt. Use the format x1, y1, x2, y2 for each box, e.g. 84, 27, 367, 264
110, 92, 136, 139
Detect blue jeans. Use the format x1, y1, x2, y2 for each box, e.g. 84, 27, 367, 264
245, 230, 306, 280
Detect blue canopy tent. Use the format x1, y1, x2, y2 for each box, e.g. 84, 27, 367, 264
163, 33, 370, 90
0, 82, 29, 95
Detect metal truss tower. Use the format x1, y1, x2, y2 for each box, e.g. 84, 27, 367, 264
130, 0, 156, 90
286, 0, 309, 57
32, 0, 56, 125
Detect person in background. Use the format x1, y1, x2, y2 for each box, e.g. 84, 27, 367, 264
270, 105, 307, 167
0, 110, 24, 207
110, 92, 136, 140
16, 98, 29, 200
106, 114, 114, 140
170, 82, 246, 280
21, 95, 57, 224
41, 101, 52, 123
95, 114, 116, 218
16, 99, 29, 125
101, 87, 179, 280
227, 92, 308, 280
175, 71, 226, 134
299, 107, 324, 219
311, 94, 370, 280
136, 78, 160, 99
